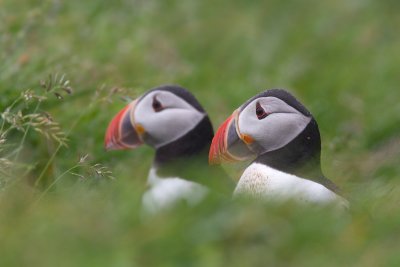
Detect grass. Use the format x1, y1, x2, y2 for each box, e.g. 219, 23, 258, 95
1, 0, 400, 266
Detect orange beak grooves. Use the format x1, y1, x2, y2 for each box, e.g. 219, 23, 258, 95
104, 100, 143, 150
209, 112, 237, 164
209, 110, 256, 165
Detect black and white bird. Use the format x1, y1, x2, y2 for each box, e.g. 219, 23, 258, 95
105, 85, 233, 213
209, 89, 348, 208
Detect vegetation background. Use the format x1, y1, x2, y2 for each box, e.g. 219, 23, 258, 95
1, 0, 399, 266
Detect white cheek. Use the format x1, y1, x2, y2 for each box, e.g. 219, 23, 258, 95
136, 108, 205, 147
239, 113, 311, 152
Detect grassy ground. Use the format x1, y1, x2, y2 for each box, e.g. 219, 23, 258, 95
1, 0, 400, 266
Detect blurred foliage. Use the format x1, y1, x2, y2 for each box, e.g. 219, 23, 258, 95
0, 0, 400, 266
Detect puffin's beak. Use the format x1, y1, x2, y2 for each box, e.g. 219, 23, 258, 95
209, 110, 255, 164
104, 99, 144, 151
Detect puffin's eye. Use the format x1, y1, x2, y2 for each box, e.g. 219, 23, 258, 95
255, 102, 268, 120
152, 96, 163, 112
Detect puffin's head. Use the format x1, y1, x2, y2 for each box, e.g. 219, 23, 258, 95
105, 85, 207, 150
209, 89, 316, 164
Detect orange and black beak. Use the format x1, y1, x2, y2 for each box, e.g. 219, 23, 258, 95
104, 99, 144, 151
209, 110, 256, 164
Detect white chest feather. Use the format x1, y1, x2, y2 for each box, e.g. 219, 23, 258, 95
141, 168, 209, 214
234, 163, 348, 208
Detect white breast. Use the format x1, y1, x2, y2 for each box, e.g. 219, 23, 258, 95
234, 163, 348, 208
141, 168, 209, 214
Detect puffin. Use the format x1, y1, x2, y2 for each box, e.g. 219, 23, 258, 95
209, 89, 348, 208
105, 85, 234, 213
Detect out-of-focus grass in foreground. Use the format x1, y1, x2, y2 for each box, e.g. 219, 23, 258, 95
0, 0, 400, 266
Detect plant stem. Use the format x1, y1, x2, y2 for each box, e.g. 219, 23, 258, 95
35, 164, 80, 203
34, 93, 98, 187
13, 100, 41, 162
0, 96, 22, 134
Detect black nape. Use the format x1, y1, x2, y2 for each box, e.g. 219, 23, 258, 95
153, 116, 235, 195
255, 119, 341, 194
154, 116, 214, 166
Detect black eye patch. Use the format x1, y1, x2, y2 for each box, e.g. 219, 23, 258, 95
152, 96, 163, 112
255, 102, 268, 120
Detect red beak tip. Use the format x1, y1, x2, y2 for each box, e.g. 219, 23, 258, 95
208, 147, 221, 165
104, 101, 140, 152
208, 113, 235, 165
104, 142, 114, 151
209, 158, 220, 165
